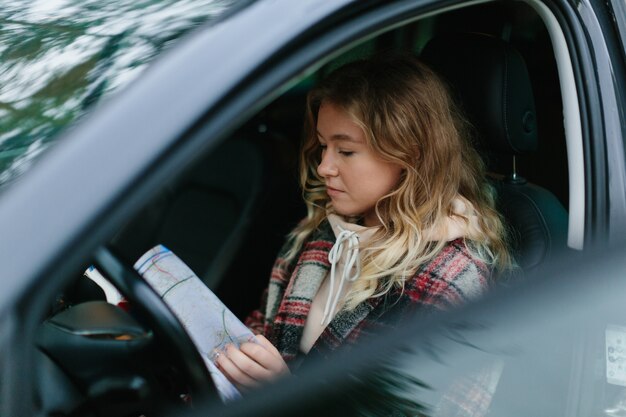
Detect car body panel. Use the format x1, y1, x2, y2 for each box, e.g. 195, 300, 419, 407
574, 0, 626, 245
0, 0, 624, 415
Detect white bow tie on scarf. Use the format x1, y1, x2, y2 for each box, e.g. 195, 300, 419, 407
321, 226, 361, 326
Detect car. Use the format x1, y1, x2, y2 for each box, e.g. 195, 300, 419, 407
0, 0, 624, 415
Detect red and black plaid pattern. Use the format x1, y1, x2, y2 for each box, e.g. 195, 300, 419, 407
245, 220, 490, 364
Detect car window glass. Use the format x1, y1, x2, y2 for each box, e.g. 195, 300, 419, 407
205, 251, 626, 417
0, 0, 248, 193
377, 259, 626, 417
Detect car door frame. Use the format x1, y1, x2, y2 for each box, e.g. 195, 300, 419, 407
0, 0, 623, 414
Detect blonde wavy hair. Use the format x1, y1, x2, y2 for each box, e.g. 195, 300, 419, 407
286, 55, 512, 309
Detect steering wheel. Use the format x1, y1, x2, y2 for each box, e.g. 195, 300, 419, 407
93, 246, 218, 402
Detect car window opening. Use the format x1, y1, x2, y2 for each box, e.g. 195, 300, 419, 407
32, 1, 584, 415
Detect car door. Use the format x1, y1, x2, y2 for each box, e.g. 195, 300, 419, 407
0, 0, 624, 415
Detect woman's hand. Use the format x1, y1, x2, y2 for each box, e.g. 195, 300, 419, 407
215, 334, 290, 390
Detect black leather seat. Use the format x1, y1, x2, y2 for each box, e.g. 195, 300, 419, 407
111, 135, 265, 289
421, 32, 569, 276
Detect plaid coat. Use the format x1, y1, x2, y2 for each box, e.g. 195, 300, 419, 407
245, 219, 489, 365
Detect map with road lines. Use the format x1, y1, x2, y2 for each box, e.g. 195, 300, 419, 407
133, 244, 257, 402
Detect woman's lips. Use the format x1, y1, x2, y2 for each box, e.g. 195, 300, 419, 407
326, 186, 344, 197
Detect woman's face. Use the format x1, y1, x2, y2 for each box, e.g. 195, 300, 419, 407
316, 101, 403, 227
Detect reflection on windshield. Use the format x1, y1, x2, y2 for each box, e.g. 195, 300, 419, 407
0, 0, 240, 191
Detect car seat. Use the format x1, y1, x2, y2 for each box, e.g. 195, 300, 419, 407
110, 135, 265, 289
421, 32, 569, 277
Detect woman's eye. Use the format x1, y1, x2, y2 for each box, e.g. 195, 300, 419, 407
339, 150, 354, 156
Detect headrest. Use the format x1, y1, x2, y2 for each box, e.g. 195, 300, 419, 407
421, 32, 538, 154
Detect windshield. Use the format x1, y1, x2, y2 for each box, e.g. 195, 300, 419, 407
0, 0, 247, 192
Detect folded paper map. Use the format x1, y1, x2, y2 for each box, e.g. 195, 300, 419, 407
86, 244, 256, 402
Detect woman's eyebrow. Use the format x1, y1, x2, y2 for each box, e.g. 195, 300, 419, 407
316, 130, 362, 143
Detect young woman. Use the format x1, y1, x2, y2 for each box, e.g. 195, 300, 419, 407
214, 54, 511, 389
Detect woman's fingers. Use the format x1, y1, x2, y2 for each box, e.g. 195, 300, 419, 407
254, 335, 283, 359
226, 344, 274, 380
214, 348, 259, 388
240, 338, 290, 377
215, 339, 290, 389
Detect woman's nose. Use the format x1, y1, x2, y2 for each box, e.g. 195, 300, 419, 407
317, 150, 338, 177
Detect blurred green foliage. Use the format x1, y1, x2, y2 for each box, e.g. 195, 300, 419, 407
0, 0, 241, 190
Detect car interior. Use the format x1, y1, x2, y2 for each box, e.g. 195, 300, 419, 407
33, 0, 607, 415
106, 0, 573, 316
